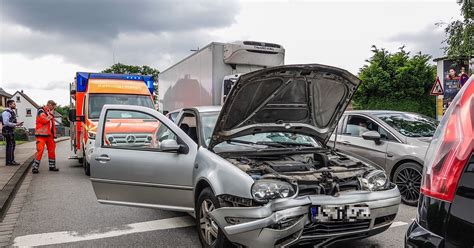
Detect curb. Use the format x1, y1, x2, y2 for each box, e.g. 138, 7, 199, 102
0, 137, 69, 221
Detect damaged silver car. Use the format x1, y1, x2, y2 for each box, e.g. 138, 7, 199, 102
89, 64, 401, 247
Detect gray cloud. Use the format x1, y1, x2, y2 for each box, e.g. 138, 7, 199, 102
2, 81, 69, 90
0, 0, 240, 69
388, 25, 446, 59
1, 0, 238, 41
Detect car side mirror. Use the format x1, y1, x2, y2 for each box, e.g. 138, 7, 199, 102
68, 109, 76, 123
160, 139, 187, 153
362, 131, 381, 144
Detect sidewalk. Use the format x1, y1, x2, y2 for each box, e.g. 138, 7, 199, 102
0, 137, 69, 220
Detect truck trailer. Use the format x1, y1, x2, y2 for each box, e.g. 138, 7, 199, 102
158, 41, 285, 113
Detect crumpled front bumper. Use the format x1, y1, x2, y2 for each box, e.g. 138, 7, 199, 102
210, 184, 400, 248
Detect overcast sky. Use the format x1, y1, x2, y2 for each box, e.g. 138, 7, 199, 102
0, 0, 461, 105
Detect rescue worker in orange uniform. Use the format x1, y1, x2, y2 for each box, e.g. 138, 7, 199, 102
32, 100, 59, 174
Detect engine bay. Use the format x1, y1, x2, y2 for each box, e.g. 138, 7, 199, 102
225, 150, 377, 196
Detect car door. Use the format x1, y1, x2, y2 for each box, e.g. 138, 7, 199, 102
338, 114, 389, 168
90, 105, 198, 212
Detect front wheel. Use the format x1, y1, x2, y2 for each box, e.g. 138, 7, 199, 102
82, 148, 90, 176
393, 162, 422, 206
196, 188, 234, 248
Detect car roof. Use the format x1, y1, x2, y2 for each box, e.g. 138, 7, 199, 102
181, 105, 222, 113
345, 110, 418, 115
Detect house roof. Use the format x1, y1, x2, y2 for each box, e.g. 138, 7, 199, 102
13, 91, 41, 109
0, 88, 12, 98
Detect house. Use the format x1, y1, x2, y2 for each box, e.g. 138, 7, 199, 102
12, 90, 41, 133
54, 112, 63, 126
0, 87, 13, 107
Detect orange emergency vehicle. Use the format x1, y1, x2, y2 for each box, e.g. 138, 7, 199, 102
69, 72, 155, 175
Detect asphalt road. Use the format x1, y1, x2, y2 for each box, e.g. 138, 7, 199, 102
11, 140, 416, 247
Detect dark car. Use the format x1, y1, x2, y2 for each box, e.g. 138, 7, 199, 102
406, 76, 474, 247
329, 110, 437, 205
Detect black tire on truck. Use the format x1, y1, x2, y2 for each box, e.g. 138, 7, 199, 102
82, 147, 90, 176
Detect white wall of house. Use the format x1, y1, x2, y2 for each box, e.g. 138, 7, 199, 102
12, 92, 38, 131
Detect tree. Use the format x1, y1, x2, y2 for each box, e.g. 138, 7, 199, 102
102, 63, 160, 101
55, 105, 70, 127
353, 46, 437, 117
439, 0, 473, 58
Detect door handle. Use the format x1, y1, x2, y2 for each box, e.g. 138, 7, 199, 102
387, 152, 394, 158
95, 155, 111, 162
341, 141, 351, 145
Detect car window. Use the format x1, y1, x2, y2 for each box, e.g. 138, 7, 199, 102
102, 109, 177, 151
343, 115, 398, 142
178, 112, 199, 144
344, 115, 379, 137
89, 94, 154, 119
377, 126, 397, 141
375, 113, 438, 137
168, 112, 179, 122
200, 112, 219, 146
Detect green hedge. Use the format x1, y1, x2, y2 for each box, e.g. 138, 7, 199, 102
14, 128, 29, 141
353, 97, 436, 118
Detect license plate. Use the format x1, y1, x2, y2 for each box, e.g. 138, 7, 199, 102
309, 204, 370, 222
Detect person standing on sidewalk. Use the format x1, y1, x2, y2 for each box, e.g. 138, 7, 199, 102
32, 100, 59, 173
2, 100, 24, 166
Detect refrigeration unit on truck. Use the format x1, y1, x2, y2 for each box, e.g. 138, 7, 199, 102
158, 41, 285, 113
68, 72, 155, 176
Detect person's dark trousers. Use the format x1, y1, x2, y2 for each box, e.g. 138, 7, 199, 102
5, 132, 16, 164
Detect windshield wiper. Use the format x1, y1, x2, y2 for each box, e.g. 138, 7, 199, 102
227, 139, 313, 148
260, 141, 315, 147
227, 139, 285, 148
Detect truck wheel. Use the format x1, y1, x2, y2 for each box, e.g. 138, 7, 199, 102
82, 149, 90, 176
393, 162, 422, 206
78, 158, 84, 164
196, 188, 234, 248
84, 161, 91, 176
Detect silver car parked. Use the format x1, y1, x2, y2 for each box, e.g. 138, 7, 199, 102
89, 64, 401, 247
329, 111, 437, 206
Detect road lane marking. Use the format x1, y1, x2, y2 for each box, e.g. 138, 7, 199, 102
390, 221, 408, 228
13, 216, 195, 247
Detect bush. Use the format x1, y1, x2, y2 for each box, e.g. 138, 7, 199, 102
353, 46, 437, 118
14, 128, 29, 141
354, 98, 436, 117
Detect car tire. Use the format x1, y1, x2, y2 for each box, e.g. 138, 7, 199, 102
196, 187, 234, 248
393, 162, 422, 206
82, 149, 90, 176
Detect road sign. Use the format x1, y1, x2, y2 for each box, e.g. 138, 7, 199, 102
430, 77, 444, 95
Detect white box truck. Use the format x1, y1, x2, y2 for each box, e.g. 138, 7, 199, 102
158, 41, 285, 113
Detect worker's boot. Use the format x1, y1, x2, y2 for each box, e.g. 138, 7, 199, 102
49, 159, 59, 172
32, 160, 40, 174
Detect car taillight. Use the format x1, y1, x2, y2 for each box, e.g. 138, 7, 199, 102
421, 77, 474, 202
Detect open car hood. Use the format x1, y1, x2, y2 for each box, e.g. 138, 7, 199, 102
208, 64, 360, 149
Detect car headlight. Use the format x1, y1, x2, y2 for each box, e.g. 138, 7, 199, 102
251, 179, 295, 203
361, 170, 388, 191
87, 131, 96, 139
